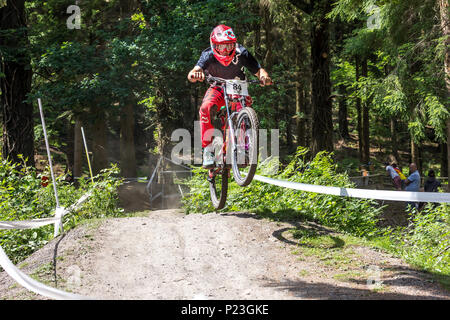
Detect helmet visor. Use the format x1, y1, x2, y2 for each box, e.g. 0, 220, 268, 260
214, 43, 235, 55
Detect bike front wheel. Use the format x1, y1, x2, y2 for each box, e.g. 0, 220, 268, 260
231, 107, 259, 187
209, 169, 229, 210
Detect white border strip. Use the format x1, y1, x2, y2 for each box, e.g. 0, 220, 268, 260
253, 175, 450, 203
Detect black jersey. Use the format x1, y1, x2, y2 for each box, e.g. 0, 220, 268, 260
195, 44, 261, 80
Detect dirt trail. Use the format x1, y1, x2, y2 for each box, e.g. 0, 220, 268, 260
0, 209, 449, 300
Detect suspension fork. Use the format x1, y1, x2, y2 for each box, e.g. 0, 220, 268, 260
223, 84, 237, 153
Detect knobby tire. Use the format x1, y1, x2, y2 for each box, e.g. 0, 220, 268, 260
232, 107, 259, 187
209, 169, 229, 210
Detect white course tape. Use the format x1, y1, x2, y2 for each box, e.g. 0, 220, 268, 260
53, 207, 66, 237
0, 245, 91, 300
0, 190, 93, 231
253, 175, 450, 203
69, 190, 93, 211
0, 190, 95, 299
0, 217, 60, 230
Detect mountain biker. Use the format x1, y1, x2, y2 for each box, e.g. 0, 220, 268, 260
188, 24, 272, 168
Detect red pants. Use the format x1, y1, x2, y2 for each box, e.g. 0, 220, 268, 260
199, 86, 252, 148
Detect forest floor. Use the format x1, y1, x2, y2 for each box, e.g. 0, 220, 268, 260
1, 206, 449, 300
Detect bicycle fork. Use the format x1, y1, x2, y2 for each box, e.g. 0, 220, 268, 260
223, 85, 237, 157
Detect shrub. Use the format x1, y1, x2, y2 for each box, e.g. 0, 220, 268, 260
0, 156, 123, 264
392, 204, 450, 276
182, 147, 383, 237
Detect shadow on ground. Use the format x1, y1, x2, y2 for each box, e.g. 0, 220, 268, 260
219, 210, 450, 299
260, 276, 447, 300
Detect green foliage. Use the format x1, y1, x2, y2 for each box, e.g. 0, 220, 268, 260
330, 0, 449, 150
0, 157, 124, 265
182, 148, 383, 237
387, 204, 450, 277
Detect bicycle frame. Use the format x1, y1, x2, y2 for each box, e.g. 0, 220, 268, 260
204, 75, 263, 208
206, 75, 258, 170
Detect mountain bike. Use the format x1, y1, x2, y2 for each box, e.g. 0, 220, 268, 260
205, 75, 260, 210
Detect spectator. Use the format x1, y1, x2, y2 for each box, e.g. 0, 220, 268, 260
405, 163, 421, 211
392, 163, 407, 190
422, 169, 441, 210
424, 169, 441, 192
384, 162, 402, 191
392, 163, 406, 179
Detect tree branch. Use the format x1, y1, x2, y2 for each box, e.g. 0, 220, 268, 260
287, 0, 313, 15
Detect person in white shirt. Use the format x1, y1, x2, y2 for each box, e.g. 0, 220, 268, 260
384, 162, 401, 190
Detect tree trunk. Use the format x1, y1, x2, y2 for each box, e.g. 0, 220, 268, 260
285, 95, 293, 149
120, 101, 137, 177
295, 86, 306, 146
263, 5, 273, 71
439, 0, 450, 190
73, 117, 83, 179
411, 138, 422, 174
91, 105, 108, 175
355, 56, 363, 162
334, 16, 349, 141
295, 34, 306, 147
0, 0, 34, 166
338, 84, 349, 140
305, 82, 312, 148
65, 118, 74, 175
254, 14, 262, 61
390, 118, 400, 164
361, 58, 370, 164
155, 89, 172, 159
447, 121, 450, 191
310, 0, 333, 155
440, 142, 448, 178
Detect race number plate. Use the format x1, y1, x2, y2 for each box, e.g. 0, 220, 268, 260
226, 80, 249, 96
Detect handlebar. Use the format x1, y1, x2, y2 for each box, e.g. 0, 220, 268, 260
189, 71, 290, 88
205, 74, 261, 86
205, 74, 227, 84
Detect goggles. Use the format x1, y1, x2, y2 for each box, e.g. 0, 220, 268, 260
215, 43, 235, 52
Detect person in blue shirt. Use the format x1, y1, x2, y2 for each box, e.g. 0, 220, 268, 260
405, 163, 421, 210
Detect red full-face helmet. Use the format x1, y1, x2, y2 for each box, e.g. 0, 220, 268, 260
210, 25, 237, 66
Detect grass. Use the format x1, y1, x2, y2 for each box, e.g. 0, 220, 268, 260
284, 225, 397, 293
287, 226, 368, 270
332, 270, 365, 282
430, 273, 450, 291
78, 218, 106, 231
270, 212, 450, 292
30, 262, 61, 287
76, 210, 149, 232
298, 270, 310, 277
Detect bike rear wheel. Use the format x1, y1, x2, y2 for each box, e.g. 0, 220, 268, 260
231, 107, 259, 187
209, 169, 229, 210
